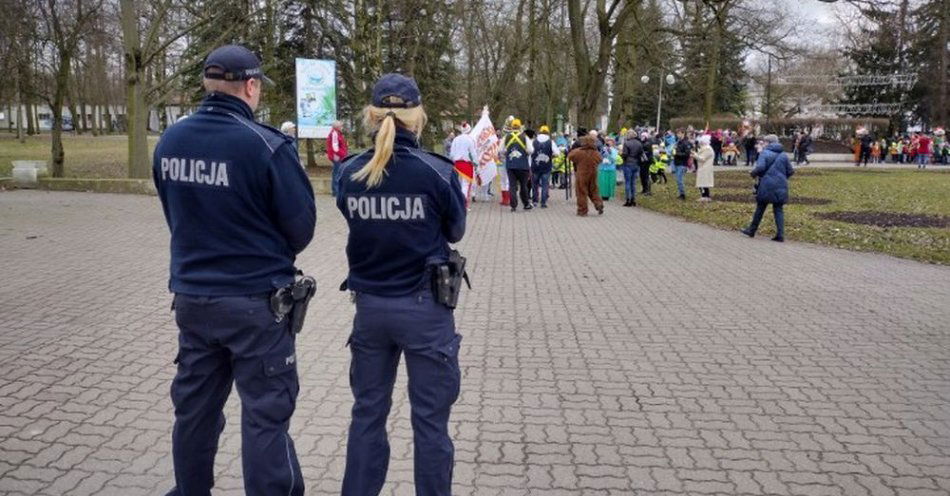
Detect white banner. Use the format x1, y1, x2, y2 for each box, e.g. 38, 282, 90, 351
295, 58, 336, 139
471, 106, 499, 185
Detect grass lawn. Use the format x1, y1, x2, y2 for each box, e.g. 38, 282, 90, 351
0, 133, 332, 178
636, 167, 950, 265
0, 134, 156, 178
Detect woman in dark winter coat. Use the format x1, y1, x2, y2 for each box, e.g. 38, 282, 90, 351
741, 135, 795, 242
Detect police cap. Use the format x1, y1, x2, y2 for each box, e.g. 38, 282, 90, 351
372, 73, 422, 108
204, 44, 274, 85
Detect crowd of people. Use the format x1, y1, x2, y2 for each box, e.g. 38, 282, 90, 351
436, 122, 949, 219
439, 122, 795, 216
852, 128, 948, 168
319, 114, 947, 240
438, 121, 803, 241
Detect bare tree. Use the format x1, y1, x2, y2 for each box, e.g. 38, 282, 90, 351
119, 0, 244, 178
567, 0, 639, 126
36, 0, 105, 177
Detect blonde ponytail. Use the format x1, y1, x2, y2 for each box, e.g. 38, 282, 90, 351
351, 105, 428, 188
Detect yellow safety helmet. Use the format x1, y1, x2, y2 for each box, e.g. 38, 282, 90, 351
539, 125, 550, 134
511, 118, 522, 129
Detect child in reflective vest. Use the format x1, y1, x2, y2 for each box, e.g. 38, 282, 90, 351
552, 153, 567, 189
650, 149, 669, 184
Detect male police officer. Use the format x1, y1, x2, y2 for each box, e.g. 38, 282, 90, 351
153, 44, 315, 496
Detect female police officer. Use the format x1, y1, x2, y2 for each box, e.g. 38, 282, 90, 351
336, 74, 466, 496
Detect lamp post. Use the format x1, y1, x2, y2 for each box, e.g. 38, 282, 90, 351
641, 72, 675, 132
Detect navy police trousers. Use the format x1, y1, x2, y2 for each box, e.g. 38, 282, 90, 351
166, 294, 303, 496
342, 290, 462, 496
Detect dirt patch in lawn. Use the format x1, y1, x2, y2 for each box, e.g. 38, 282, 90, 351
716, 180, 755, 189
814, 211, 950, 228
715, 193, 833, 205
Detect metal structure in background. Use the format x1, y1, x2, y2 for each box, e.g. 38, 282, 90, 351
771, 73, 917, 116
807, 103, 904, 114
775, 74, 917, 89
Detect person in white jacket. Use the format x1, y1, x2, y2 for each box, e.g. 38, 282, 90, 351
449, 122, 479, 209
692, 134, 715, 201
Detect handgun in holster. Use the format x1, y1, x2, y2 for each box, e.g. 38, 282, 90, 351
270, 272, 317, 334
431, 249, 471, 310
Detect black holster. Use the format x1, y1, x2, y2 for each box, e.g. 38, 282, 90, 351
270, 272, 317, 334
430, 249, 471, 309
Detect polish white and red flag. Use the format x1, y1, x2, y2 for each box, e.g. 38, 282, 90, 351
471, 106, 499, 186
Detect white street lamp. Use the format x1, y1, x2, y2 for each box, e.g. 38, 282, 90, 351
641, 72, 675, 132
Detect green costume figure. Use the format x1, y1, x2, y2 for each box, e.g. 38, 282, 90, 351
598, 141, 618, 201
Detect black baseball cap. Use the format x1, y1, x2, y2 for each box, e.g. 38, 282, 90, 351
203, 44, 274, 85
371, 73, 421, 108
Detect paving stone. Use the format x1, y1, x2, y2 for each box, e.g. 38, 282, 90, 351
1, 190, 949, 495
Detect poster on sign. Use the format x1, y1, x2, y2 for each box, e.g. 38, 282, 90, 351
295, 58, 336, 139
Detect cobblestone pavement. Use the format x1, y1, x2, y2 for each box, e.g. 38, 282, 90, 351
1, 189, 949, 496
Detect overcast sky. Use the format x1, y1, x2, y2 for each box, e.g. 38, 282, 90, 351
791, 1, 841, 35
741, 0, 853, 69
777, 1, 844, 42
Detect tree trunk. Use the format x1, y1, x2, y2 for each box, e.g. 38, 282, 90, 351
126, 68, 150, 178
937, 0, 949, 126
305, 138, 317, 169
50, 48, 72, 178
703, 14, 724, 123
525, 0, 537, 125
95, 36, 108, 136
120, 0, 152, 178
158, 101, 168, 132
105, 104, 114, 134
488, 0, 527, 114
78, 70, 89, 134
568, 0, 638, 128
80, 102, 89, 134
91, 103, 99, 136
26, 102, 36, 135
463, 0, 476, 119
17, 101, 25, 144
609, 6, 637, 131
19, 37, 36, 136
577, 36, 614, 127
67, 95, 80, 136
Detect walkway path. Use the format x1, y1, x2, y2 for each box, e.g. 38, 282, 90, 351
1, 190, 948, 495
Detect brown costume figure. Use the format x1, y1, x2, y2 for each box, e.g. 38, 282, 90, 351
567, 136, 604, 216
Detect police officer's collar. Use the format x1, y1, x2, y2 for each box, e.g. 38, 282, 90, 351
392, 126, 420, 148
201, 92, 255, 120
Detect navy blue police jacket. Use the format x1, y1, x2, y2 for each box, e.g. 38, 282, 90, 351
152, 92, 316, 296
336, 127, 466, 296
